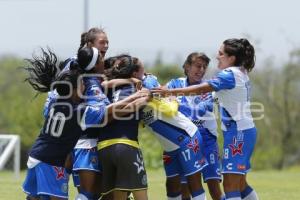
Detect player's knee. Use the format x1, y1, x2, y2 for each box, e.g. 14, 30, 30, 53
166, 176, 181, 193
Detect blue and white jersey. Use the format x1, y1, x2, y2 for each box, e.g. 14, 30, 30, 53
142, 74, 198, 152
167, 77, 218, 136
207, 67, 255, 131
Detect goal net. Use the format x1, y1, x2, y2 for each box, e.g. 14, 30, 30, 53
0, 134, 20, 179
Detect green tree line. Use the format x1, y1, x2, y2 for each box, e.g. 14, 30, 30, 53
0, 51, 299, 170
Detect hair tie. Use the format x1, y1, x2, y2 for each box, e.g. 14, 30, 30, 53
85, 47, 99, 71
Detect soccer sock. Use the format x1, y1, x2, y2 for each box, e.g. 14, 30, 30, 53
225, 191, 241, 200
167, 191, 182, 200
76, 190, 95, 200
191, 188, 206, 200
241, 186, 259, 200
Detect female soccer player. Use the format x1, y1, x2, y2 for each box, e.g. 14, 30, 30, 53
98, 55, 151, 200
166, 52, 224, 200
22, 48, 105, 200
104, 55, 209, 200
152, 38, 259, 200
43, 27, 110, 199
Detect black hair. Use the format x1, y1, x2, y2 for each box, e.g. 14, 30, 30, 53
183, 52, 210, 76
104, 56, 118, 70
24, 48, 81, 97
78, 27, 106, 52
54, 70, 81, 96
223, 38, 255, 72
69, 47, 101, 73
104, 55, 141, 80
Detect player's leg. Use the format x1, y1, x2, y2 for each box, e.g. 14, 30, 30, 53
112, 191, 128, 200
201, 129, 224, 200
181, 182, 191, 200
132, 190, 148, 200
240, 177, 259, 200
73, 147, 101, 199
163, 151, 182, 200
222, 127, 257, 200
181, 132, 207, 200
206, 179, 224, 200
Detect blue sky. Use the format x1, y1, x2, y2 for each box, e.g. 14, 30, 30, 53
0, 0, 299, 67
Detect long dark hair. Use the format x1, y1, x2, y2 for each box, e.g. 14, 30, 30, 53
105, 55, 141, 80
24, 48, 81, 96
223, 38, 255, 72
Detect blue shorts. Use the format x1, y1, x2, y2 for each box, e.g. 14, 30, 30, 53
72, 147, 100, 172
163, 131, 207, 178
201, 128, 222, 182
22, 162, 69, 199
222, 125, 257, 175
72, 147, 100, 187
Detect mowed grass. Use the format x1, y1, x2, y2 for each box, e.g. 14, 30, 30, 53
1, 168, 300, 200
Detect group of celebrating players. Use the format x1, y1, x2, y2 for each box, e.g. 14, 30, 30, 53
21, 27, 259, 200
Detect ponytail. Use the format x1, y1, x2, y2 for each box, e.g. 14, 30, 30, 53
24, 47, 59, 93
223, 38, 255, 72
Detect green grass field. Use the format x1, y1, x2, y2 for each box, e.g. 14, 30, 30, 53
1, 168, 300, 200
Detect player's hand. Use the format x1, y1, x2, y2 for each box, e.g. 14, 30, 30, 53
134, 88, 151, 101
129, 77, 142, 90
151, 87, 170, 97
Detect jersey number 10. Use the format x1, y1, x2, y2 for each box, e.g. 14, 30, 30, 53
45, 108, 66, 138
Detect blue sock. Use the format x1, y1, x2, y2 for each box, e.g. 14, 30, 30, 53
191, 188, 205, 200
225, 191, 241, 200
241, 186, 253, 199
79, 190, 95, 200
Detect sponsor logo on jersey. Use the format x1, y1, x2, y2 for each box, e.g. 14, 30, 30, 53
237, 164, 246, 170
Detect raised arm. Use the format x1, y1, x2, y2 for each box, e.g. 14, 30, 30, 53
101, 78, 142, 90
151, 82, 214, 97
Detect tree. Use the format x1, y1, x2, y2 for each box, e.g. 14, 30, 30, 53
251, 52, 300, 169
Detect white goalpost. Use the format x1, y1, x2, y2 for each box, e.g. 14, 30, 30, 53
0, 134, 20, 179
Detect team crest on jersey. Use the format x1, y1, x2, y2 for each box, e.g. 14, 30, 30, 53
61, 183, 68, 194
177, 135, 184, 142
90, 156, 98, 165
187, 138, 200, 154
53, 166, 66, 180
162, 154, 172, 165
228, 137, 244, 157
